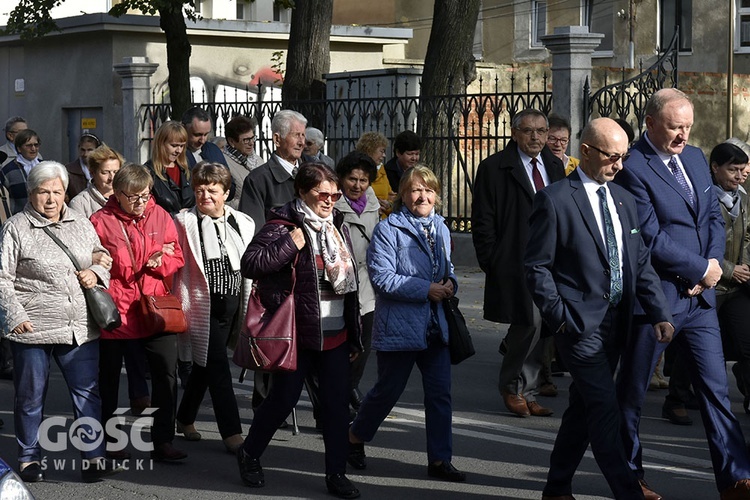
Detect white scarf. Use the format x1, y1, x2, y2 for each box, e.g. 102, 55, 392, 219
16, 155, 40, 176
296, 198, 357, 295
199, 206, 244, 271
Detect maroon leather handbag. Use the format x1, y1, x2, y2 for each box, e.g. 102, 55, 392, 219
233, 255, 298, 372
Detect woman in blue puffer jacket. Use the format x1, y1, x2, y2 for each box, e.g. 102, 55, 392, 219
348, 165, 466, 483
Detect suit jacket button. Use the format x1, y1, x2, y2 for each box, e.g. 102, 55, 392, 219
604, 269, 611, 276
603, 293, 610, 300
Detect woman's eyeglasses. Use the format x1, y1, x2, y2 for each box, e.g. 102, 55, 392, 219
240, 136, 256, 146
121, 192, 151, 204
311, 189, 342, 202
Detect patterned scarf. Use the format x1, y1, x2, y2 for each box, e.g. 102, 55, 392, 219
296, 199, 357, 294
713, 184, 741, 221
199, 207, 244, 271
224, 144, 248, 168
401, 205, 443, 281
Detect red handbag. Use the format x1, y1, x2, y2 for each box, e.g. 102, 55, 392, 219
233, 256, 297, 372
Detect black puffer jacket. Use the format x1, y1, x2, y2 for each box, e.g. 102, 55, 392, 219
241, 201, 363, 352
145, 160, 196, 215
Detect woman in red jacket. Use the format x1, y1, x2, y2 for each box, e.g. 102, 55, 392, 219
90, 164, 186, 461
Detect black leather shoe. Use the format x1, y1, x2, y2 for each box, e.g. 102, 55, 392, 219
325, 473, 360, 499
427, 461, 466, 482
19, 462, 44, 483
237, 449, 264, 487
347, 442, 366, 470
662, 405, 693, 426
350, 388, 363, 410
151, 442, 188, 461
81, 458, 124, 483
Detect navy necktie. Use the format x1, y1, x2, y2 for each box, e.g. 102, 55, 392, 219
597, 187, 622, 305
668, 156, 695, 208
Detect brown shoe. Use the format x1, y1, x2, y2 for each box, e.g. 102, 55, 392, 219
502, 392, 530, 417
639, 479, 662, 500
541, 495, 576, 500
721, 479, 750, 500
528, 401, 554, 416
539, 382, 558, 397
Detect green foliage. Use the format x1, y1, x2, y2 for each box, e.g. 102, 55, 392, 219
271, 50, 286, 85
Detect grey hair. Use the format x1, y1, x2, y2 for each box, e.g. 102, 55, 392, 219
27, 161, 69, 193
725, 137, 750, 158
645, 88, 692, 118
305, 127, 324, 148
4, 116, 26, 134
272, 110, 307, 138
511, 109, 548, 129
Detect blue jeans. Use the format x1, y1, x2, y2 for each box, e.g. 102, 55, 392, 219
351, 339, 453, 463
11, 340, 104, 463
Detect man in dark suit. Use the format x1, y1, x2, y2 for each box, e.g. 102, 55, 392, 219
525, 118, 674, 500
239, 109, 307, 231
615, 88, 750, 500
472, 109, 564, 418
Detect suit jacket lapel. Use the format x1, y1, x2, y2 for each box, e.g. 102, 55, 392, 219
642, 144, 697, 216
678, 152, 701, 214
510, 158, 535, 200
569, 174, 608, 261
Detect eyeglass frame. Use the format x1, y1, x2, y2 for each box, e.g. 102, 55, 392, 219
583, 143, 631, 163
240, 135, 256, 146
546, 135, 570, 145
310, 189, 342, 202
515, 127, 549, 137
120, 191, 152, 204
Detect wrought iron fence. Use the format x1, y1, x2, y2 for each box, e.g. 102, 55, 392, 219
140, 72, 551, 232
583, 30, 679, 132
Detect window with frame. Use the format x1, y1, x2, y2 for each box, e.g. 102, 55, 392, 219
660, 0, 692, 52
532, 1, 547, 47
738, 0, 750, 50
582, 0, 614, 53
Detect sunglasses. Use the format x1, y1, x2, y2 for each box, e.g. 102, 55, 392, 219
584, 144, 631, 163
311, 189, 342, 202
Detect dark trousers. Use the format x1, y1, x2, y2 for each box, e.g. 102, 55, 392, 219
124, 340, 150, 401
349, 311, 373, 391
100, 334, 178, 446
617, 298, 750, 491
11, 339, 104, 462
350, 339, 453, 463
544, 307, 644, 500
177, 294, 242, 438
243, 342, 351, 475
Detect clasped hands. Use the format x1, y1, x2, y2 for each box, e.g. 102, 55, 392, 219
428, 279, 454, 302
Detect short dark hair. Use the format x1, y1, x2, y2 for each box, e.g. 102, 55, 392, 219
225, 115, 257, 142
78, 132, 101, 148
511, 109, 548, 129
547, 114, 571, 135
710, 142, 749, 168
14, 129, 39, 149
336, 151, 377, 183
113, 163, 153, 194
294, 162, 339, 196
181, 106, 211, 127
4, 116, 25, 134
613, 118, 636, 144
393, 130, 422, 155
192, 161, 232, 192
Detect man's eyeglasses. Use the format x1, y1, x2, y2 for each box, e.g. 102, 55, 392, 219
240, 136, 256, 146
311, 189, 342, 202
121, 192, 151, 204
23, 143, 40, 149
547, 136, 569, 145
516, 127, 549, 137
584, 144, 631, 163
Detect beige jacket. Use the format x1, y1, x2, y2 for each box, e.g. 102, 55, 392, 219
68, 184, 109, 219
0, 204, 110, 344
174, 206, 255, 366
334, 186, 380, 315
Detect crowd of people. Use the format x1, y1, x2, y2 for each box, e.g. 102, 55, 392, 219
2, 92, 750, 499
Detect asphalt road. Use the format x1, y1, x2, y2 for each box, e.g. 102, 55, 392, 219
0, 267, 741, 499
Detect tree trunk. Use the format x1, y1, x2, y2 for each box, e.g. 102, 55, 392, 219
282, 0, 333, 129
419, 0, 481, 226
159, 6, 192, 121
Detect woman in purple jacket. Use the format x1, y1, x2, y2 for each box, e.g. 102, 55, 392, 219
236, 162, 363, 499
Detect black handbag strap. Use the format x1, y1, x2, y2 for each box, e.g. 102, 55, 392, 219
42, 226, 83, 272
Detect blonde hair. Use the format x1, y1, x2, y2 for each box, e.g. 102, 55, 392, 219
87, 143, 124, 175
151, 121, 189, 181
393, 164, 442, 212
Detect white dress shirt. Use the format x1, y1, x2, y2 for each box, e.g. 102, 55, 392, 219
518, 148, 550, 193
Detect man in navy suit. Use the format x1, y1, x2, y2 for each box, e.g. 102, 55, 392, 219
615, 88, 750, 500
525, 118, 674, 500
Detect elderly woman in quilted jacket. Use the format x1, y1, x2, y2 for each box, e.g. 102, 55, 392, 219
237, 162, 363, 499
347, 165, 466, 483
